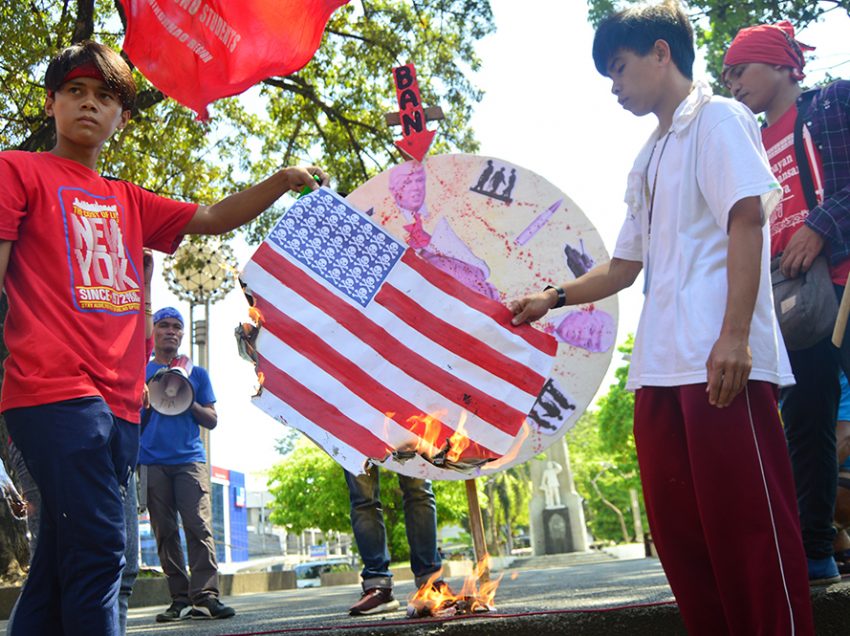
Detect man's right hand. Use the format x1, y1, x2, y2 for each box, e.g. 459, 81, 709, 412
780, 225, 825, 278
510, 289, 557, 326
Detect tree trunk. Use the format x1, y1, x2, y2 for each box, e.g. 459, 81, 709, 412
0, 295, 31, 581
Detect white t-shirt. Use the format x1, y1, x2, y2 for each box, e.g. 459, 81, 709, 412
613, 80, 793, 390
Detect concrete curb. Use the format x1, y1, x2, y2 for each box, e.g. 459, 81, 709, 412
253, 582, 850, 636
0, 570, 298, 618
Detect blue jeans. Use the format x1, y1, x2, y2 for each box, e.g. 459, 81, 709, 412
5, 397, 139, 636
344, 466, 441, 590
119, 472, 139, 635
7, 444, 139, 636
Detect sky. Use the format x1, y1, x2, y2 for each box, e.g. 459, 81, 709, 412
148, 1, 850, 484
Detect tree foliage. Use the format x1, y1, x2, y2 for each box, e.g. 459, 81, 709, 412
480, 464, 531, 555
0, 0, 494, 577
267, 439, 469, 562
0, 1, 494, 240
586, 0, 850, 84
567, 337, 646, 543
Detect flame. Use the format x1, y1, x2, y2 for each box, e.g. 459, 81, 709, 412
446, 410, 471, 463
407, 556, 503, 618
408, 412, 444, 456
248, 306, 265, 325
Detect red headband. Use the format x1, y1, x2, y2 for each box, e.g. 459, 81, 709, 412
723, 21, 815, 81
47, 63, 106, 98
63, 63, 106, 84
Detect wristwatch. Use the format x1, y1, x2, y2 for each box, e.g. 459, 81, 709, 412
544, 284, 566, 308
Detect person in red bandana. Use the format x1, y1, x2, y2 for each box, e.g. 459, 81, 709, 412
0, 41, 328, 636
724, 21, 850, 586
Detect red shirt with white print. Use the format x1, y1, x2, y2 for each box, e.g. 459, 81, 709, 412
762, 104, 850, 284
0, 151, 197, 422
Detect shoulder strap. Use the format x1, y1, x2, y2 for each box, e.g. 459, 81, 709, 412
793, 91, 819, 211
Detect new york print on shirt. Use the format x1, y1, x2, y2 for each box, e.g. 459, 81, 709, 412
59, 187, 141, 314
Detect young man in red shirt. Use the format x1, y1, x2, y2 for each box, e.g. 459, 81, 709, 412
0, 41, 327, 636
724, 21, 850, 586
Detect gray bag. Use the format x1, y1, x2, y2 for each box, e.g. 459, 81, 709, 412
771, 254, 838, 351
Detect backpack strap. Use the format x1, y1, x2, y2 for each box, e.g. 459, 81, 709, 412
793, 91, 819, 211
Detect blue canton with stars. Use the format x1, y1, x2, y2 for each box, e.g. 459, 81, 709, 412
268, 189, 405, 307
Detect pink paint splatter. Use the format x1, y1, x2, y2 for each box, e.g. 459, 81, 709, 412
554, 309, 615, 353
420, 251, 499, 300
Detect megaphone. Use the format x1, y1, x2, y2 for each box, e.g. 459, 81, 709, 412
148, 355, 195, 415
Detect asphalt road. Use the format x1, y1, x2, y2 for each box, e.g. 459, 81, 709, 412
4, 553, 850, 635
128, 556, 678, 635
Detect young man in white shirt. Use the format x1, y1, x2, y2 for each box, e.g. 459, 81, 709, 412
511, 3, 813, 634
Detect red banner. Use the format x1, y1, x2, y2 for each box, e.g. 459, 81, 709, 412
120, 0, 349, 119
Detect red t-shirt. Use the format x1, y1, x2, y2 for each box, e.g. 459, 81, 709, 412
762, 104, 850, 284
0, 151, 198, 422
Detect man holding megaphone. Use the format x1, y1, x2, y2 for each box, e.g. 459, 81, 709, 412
139, 307, 235, 622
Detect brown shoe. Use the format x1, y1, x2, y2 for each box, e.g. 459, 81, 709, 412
348, 588, 400, 615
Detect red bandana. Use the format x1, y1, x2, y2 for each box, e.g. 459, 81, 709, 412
48, 63, 106, 98
723, 21, 815, 81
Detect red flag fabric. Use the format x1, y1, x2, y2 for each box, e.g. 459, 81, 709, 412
120, 0, 349, 119
240, 189, 558, 477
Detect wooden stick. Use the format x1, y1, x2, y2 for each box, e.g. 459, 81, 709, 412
384, 106, 445, 127
833, 277, 850, 348
464, 479, 489, 583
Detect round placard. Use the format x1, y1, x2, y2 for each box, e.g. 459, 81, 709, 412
343, 154, 617, 479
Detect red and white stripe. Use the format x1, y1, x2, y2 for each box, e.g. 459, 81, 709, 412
242, 216, 556, 475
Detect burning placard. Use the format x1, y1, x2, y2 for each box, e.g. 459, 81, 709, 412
239, 187, 557, 477
344, 154, 617, 478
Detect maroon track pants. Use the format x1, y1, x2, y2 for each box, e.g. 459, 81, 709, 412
634, 381, 814, 636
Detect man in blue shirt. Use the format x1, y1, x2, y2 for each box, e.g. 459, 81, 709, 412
140, 307, 235, 622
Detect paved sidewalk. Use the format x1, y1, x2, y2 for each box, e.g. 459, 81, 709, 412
3, 552, 849, 634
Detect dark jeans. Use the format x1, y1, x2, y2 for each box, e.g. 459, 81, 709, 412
5, 397, 138, 636
344, 466, 441, 590
782, 330, 841, 560
118, 472, 139, 634
7, 445, 139, 636
146, 462, 219, 603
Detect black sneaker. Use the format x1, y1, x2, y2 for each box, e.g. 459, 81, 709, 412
349, 587, 400, 615
155, 601, 191, 622
189, 597, 236, 620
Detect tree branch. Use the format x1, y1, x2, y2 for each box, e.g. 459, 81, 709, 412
262, 77, 385, 137
72, 0, 96, 43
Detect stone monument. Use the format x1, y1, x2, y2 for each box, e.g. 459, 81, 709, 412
529, 436, 587, 555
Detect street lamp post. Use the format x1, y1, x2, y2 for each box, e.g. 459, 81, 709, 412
163, 239, 237, 467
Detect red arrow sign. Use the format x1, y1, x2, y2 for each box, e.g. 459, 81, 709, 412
392, 63, 435, 162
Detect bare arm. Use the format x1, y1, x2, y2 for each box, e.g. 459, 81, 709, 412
705, 196, 763, 408
191, 402, 218, 430
510, 257, 642, 325
0, 241, 12, 293
182, 166, 329, 236
143, 248, 154, 339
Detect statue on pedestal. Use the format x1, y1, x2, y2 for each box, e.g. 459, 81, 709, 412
540, 460, 564, 509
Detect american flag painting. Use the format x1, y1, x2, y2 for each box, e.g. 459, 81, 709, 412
240, 188, 557, 476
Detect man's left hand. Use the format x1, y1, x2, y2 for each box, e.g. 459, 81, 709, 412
780, 225, 825, 278
706, 332, 752, 408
